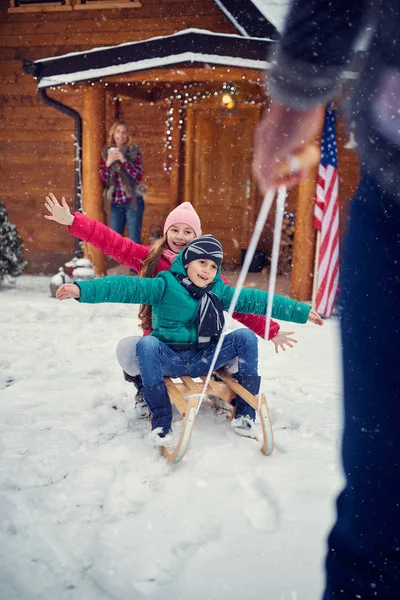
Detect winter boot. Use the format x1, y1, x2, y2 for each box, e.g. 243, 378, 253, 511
142, 381, 173, 441
231, 374, 261, 438
123, 371, 143, 395
122, 371, 149, 418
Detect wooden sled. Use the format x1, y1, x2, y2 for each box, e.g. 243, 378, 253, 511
161, 369, 274, 464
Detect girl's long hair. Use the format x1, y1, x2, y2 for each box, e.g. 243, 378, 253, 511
138, 233, 169, 330
107, 120, 131, 147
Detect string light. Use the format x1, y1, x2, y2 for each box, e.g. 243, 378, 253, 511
46, 79, 264, 175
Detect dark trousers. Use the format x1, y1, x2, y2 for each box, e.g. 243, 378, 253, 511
323, 173, 400, 598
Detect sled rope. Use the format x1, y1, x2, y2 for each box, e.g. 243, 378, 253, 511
195, 187, 286, 414
264, 185, 287, 342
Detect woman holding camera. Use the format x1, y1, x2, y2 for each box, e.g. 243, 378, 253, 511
100, 120, 145, 243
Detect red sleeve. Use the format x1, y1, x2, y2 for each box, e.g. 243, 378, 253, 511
100, 157, 110, 184
231, 312, 280, 340
68, 212, 150, 272
220, 273, 280, 340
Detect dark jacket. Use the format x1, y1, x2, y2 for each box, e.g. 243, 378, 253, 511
268, 0, 400, 199
76, 250, 311, 347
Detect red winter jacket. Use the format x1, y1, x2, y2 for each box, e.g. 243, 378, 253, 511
68, 212, 280, 340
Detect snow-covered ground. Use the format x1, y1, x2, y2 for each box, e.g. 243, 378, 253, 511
0, 275, 344, 600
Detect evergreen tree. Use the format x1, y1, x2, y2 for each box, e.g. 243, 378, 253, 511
0, 201, 28, 281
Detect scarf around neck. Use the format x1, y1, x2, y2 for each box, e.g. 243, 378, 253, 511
174, 273, 224, 347
162, 248, 178, 264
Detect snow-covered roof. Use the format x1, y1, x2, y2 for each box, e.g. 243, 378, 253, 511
212, 0, 289, 37
24, 29, 273, 89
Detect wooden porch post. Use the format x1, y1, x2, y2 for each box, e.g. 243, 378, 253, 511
169, 97, 182, 207
82, 83, 106, 276
290, 165, 319, 301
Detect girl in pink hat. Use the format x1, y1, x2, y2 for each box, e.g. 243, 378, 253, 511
44, 193, 297, 414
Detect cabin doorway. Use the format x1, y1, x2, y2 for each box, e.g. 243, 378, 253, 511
184, 103, 261, 266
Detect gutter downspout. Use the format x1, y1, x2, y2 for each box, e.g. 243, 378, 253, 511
38, 88, 83, 257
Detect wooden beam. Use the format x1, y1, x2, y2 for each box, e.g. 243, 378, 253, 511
82, 83, 107, 276
103, 66, 264, 86
290, 165, 319, 301
169, 97, 182, 207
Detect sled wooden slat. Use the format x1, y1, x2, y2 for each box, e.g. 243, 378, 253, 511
164, 377, 188, 416
161, 370, 274, 463
199, 375, 218, 390
180, 376, 198, 392
162, 396, 200, 464
258, 393, 274, 456
198, 375, 235, 403
215, 369, 258, 410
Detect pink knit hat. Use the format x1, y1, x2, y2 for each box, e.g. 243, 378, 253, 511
163, 202, 202, 237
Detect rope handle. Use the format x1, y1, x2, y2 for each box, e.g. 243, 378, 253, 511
275, 143, 320, 178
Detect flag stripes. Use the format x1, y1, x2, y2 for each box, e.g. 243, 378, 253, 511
313, 105, 340, 317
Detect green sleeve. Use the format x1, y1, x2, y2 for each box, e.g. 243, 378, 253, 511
76, 275, 165, 305
220, 286, 311, 324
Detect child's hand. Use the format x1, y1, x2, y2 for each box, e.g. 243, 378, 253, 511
308, 309, 324, 326
44, 193, 74, 226
56, 284, 80, 301
271, 331, 298, 354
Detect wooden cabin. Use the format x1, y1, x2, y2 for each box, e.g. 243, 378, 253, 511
0, 0, 360, 299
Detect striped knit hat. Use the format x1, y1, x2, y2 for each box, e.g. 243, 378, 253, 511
182, 235, 223, 269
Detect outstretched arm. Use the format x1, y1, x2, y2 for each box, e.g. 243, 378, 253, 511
44, 193, 150, 272
220, 274, 280, 341
56, 284, 80, 300
221, 285, 323, 326
45, 193, 74, 226
56, 275, 165, 305
270, 331, 298, 354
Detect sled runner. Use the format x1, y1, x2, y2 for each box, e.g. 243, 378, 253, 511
161, 369, 274, 464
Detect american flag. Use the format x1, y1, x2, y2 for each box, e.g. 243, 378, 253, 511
313, 105, 339, 317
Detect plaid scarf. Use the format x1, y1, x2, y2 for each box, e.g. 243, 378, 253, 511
174, 273, 224, 347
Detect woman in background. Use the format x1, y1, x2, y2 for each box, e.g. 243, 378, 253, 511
100, 120, 145, 243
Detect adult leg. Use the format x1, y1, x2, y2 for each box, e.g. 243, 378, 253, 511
126, 197, 144, 244
323, 174, 400, 599
109, 203, 126, 235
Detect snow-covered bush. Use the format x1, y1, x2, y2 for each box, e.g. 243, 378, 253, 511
0, 200, 28, 281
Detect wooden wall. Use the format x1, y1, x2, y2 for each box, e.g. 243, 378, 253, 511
111, 90, 176, 242
0, 0, 360, 281
0, 0, 236, 273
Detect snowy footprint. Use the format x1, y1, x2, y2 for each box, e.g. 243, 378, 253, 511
0, 375, 14, 390
236, 472, 280, 533
91, 473, 221, 599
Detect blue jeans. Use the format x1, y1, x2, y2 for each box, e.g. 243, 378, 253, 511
109, 197, 144, 243
323, 173, 400, 598
136, 329, 258, 388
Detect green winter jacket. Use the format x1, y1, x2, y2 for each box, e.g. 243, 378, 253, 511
77, 252, 311, 346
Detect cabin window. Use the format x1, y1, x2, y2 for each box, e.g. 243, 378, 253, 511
9, 0, 72, 10
9, 0, 140, 11
74, 0, 141, 8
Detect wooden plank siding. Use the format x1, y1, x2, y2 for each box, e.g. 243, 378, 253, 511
0, 0, 360, 292
0, 0, 237, 273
